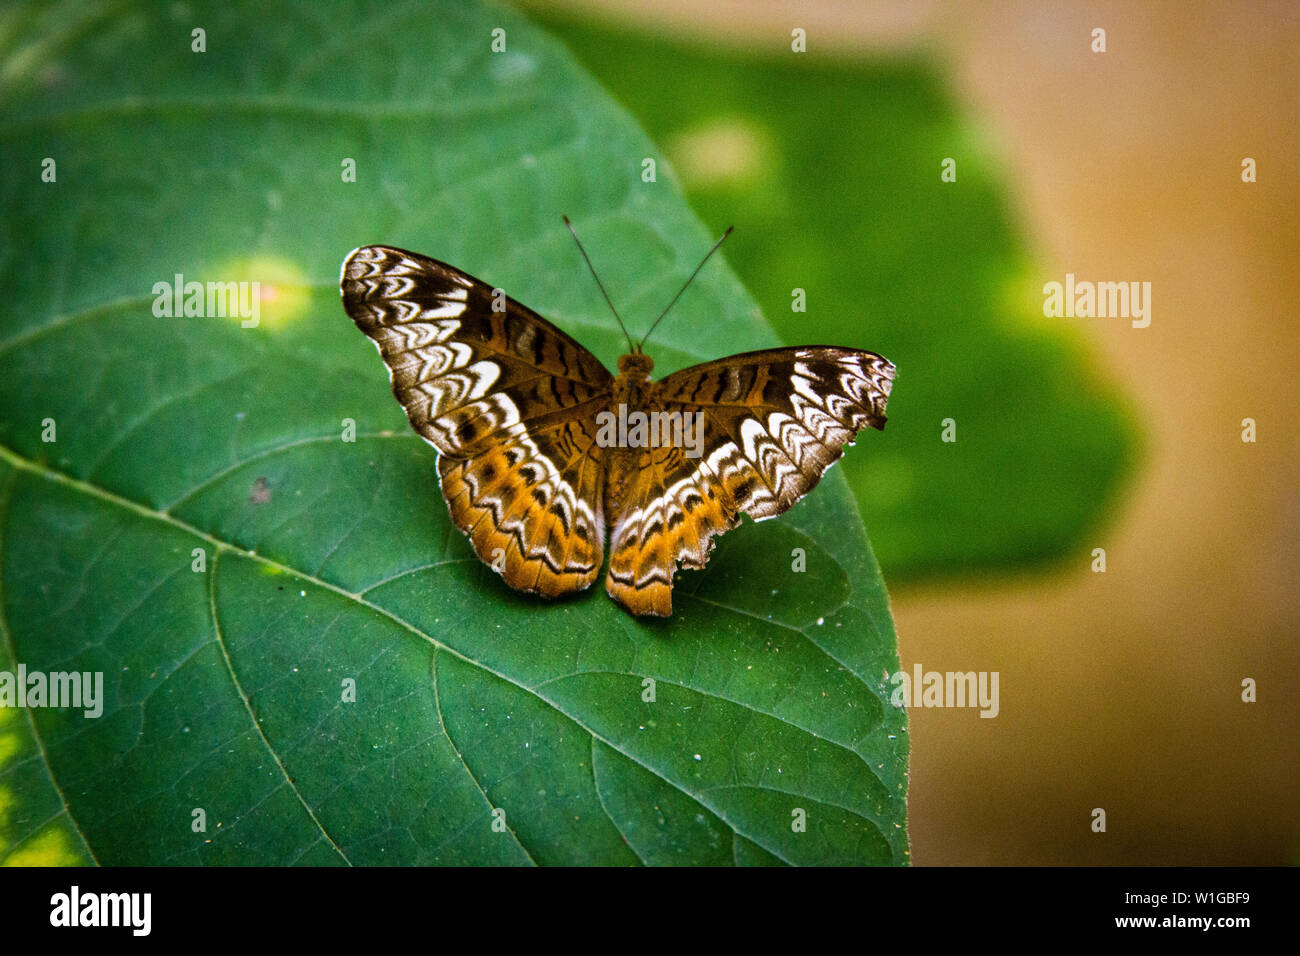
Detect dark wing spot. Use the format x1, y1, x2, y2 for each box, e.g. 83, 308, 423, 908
549, 502, 572, 534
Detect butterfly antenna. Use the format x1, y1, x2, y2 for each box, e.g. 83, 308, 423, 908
638, 225, 734, 351
563, 215, 635, 353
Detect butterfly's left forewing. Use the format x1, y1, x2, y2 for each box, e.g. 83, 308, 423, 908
605, 347, 895, 616
341, 245, 615, 598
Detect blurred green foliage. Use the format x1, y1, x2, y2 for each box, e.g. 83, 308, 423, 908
531, 8, 1141, 581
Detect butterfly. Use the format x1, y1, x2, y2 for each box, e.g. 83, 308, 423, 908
340, 220, 895, 617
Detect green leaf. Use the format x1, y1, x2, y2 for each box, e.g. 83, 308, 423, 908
0, 0, 906, 865
529, 9, 1142, 580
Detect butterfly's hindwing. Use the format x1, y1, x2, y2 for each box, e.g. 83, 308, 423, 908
437, 418, 607, 598
604, 347, 895, 616
342, 245, 613, 597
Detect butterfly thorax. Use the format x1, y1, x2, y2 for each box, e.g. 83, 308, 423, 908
610, 351, 656, 426
605, 351, 659, 518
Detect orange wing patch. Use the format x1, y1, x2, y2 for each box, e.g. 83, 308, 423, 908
439, 418, 606, 599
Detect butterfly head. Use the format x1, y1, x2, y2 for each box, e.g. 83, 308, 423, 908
617, 351, 654, 378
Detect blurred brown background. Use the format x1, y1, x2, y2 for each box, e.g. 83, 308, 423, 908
528, 0, 1299, 864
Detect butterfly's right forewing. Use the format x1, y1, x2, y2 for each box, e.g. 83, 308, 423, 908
341, 245, 615, 598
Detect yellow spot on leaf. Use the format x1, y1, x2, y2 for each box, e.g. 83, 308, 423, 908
2, 823, 80, 866
213, 255, 311, 331
0, 731, 18, 768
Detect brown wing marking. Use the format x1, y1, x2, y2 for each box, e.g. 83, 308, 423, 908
341, 245, 613, 459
